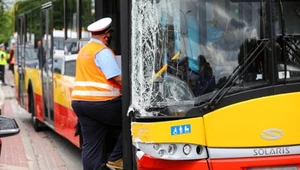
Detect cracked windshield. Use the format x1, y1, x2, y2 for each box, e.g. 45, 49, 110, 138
130, 0, 300, 117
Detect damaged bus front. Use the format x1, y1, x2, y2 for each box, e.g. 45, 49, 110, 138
129, 0, 300, 169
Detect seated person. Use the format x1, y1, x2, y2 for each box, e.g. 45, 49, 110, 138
196, 55, 216, 96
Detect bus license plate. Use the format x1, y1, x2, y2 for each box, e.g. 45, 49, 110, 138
249, 166, 298, 170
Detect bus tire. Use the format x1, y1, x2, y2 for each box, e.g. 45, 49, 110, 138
30, 92, 42, 132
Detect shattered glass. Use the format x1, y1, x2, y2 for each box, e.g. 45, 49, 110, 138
130, 0, 275, 117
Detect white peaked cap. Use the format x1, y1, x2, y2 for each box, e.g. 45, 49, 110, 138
87, 17, 113, 33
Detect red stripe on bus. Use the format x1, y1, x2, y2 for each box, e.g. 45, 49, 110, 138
137, 154, 209, 170
34, 93, 79, 148
54, 102, 79, 148
34, 93, 44, 122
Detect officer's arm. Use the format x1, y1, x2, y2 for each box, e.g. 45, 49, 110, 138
95, 49, 122, 85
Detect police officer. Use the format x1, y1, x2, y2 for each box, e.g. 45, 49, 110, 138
0, 43, 8, 86
71, 17, 123, 170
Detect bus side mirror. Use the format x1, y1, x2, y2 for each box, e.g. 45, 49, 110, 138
0, 116, 20, 138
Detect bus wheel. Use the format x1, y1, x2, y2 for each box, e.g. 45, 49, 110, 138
30, 93, 42, 132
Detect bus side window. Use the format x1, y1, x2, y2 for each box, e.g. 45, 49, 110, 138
64, 60, 76, 77
53, 58, 63, 74
25, 51, 28, 60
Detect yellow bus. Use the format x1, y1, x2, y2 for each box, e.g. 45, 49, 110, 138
13, 0, 121, 151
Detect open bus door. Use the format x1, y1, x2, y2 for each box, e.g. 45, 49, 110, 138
16, 15, 27, 108
40, 2, 54, 128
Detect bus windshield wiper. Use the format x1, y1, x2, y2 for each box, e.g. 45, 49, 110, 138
201, 39, 269, 110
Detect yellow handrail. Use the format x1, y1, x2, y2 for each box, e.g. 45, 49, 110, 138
150, 51, 181, 83
150, 64, 168, 83
171, 50, 181, 60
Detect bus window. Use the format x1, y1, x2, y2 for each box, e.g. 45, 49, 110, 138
274, 1, 300, 82
65, 40, 79, 55
53, 38, 65, 51
65, 60, 76, 77
25, 47, 37, 60
53, 58, 63, 74
130, 0, 270, 116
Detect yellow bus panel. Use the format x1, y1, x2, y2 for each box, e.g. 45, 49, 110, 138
132, 117, 206, 145
25, 68, 42, 95
53, 73, 74, 109
204, 92, 300, 147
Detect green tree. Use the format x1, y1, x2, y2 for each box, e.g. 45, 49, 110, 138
0, 0, 14, 46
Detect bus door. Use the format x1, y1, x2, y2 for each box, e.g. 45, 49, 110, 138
40, 3, 54, 128
16, 15, 26, 108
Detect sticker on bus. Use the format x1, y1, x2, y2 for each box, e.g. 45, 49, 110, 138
171, 124, 191, 136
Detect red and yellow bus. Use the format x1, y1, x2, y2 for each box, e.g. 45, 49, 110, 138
13, 0, 121, 149
125, 0, 300, 170
14, 0, 300, 170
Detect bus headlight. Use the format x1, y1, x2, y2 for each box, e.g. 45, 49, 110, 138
183, 144, 191, 155
168, 144, 177, 155
158, 150, 165, 157
135, 142, 207, 160
153, 144, 160, 151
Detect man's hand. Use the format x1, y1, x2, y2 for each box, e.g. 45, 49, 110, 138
113, 75, 122, 86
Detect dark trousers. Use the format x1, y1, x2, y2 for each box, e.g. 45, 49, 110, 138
9, 64, 14, 75
0, 65, 5, 84
72, 97, 123, 170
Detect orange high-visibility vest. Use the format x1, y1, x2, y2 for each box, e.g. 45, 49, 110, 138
71, 41, 121, 101
10, 55, 14, 64
9, 47, 15, 64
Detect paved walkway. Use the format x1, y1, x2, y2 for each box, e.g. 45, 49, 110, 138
0, 74, 69, 170
0, 73, 29, 170
0, 100, 29, 170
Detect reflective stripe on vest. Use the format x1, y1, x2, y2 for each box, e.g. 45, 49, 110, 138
72, 81, 120, 97
73, 81, 118, 91
72, 90, 120, 97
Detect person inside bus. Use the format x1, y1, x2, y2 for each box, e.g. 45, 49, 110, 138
71, 17, 123, 170
37, 40, 45, 69
196, 55, 216, 96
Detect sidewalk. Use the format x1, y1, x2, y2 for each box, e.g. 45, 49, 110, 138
0, 100, 29, 170
0, 74, 68, 170
0, 73, 29, 169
